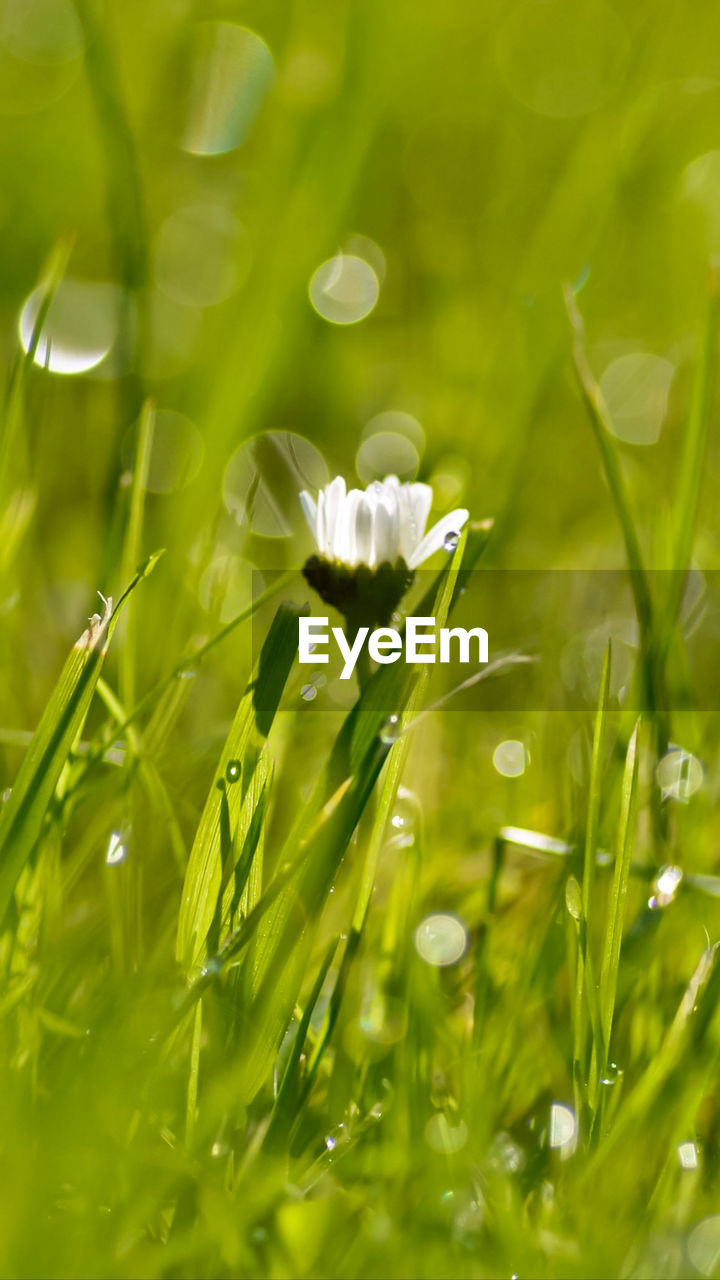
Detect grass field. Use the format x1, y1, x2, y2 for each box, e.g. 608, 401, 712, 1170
2, 2, 720, 1277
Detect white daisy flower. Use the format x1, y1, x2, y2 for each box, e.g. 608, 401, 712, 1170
299, 475, 468, 571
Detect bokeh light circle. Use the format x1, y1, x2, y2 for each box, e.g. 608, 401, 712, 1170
183, 22, 274, 156
656, 748, 704, 801
154, 204, 249, 308
599, 353, 675, 446
356, 432, 419, 484
123, 411, 204, 494
19, 279, 124, 375
496, 0, 626, 118
492, 739, 528, 778
223, 431, 328, 537
309, 254, 379, 325
414, 914, 468, 967
688, 1217, 720, 1277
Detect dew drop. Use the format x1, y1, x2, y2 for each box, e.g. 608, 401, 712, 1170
651, 863, 683, 908
678, 1140, 699, 1170
105, 830, 127, 866
225, 759, 241, 783
549, 1102, 576, 1154
387, 792, 418, 849
301, 683, 317, 702
443, 530, 460, 552
379, 713, 400, 745
599, 1061, 624, 1087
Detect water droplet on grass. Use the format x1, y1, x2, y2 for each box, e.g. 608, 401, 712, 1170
443, 530, 459, 552
324, 1122, 346, 1154
650, 863, 683, 908
599, 1061, 624, 1087
379, 714, 400, 744
388, 793, 418, 848
549, 1103, 576, 1155
225, 759, 241, 783
678, 1140, 699, 1170
105, 830, 127, 865
301, 683, 317, 701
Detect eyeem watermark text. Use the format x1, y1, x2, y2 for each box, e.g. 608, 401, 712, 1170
299, 616, 489, 680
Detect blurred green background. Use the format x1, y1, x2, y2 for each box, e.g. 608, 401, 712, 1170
2, 1, 720, 1277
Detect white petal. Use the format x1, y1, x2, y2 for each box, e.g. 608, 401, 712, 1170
355, 495, 374, 566
336, 489, 362, 564
408, 484, 433, 542
397, 484, 416, 562
324, 476, 346, 556
299, 491, 319, 546
407, 508, 469, 569
317, 490, 327, 555
372, 500, 393, 564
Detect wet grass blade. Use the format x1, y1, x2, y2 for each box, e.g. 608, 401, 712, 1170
583, 642, 611, 925
598, 718, 641, 1085
571, 643, 612, 1133
0, 557, 160, 926
264, 933, 340, 1149
233, 530, 471, 1107
176, 603, 303, 970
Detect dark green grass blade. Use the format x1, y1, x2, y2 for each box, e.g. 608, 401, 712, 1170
0, 556, 160, 925
176, 603, 303, 969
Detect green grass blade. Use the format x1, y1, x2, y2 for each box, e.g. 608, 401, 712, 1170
231, 529, 471, 1106
176, 603, 302, 969
583, 641, 612, 926
264, 933, 340, 1149
598, 718, 641, 1076
0, 235, 73, 577
119, 398, 155, 712
564, 286, 653, 643
0, 557, 159, 925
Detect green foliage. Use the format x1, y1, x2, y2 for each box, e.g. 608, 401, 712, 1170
2, 2, 720, 1278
